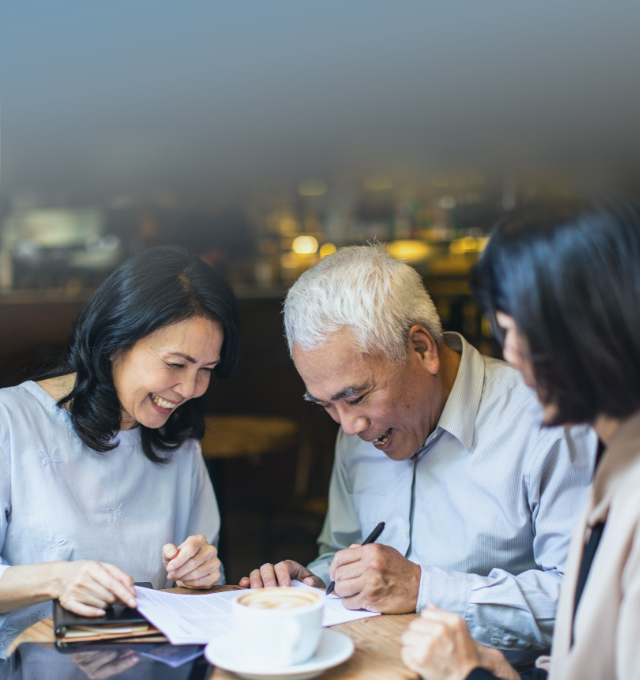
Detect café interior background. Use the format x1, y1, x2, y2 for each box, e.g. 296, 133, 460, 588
1, 0, 639, 582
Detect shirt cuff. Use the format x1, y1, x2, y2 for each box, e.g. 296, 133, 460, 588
416, 564, 473, 616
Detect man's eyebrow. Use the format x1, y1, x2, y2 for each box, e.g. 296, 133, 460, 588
303, 385, 367, 403
331, 385, 367, 401
168, 352, 220, 366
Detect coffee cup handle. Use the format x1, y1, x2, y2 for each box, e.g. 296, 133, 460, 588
280, 618, 302, 664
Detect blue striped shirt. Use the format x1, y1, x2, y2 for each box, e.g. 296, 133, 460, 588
307, 332, 597, 666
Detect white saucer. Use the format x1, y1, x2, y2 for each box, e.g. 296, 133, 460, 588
205, 628, 354, 680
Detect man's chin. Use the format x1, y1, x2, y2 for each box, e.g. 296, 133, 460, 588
382, 445, 416, 462
366, 429, 417, 461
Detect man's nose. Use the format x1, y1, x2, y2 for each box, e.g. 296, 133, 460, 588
338, 408, 369, 437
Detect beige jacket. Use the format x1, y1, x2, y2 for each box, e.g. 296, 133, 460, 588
543, 411, 640, 680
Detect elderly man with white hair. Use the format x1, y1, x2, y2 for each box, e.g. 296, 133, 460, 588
240, 245, 597, 666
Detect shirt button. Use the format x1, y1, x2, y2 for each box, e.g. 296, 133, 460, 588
403, 527, 409, 536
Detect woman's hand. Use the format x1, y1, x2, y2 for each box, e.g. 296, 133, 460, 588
473, 643, 520, 680
52, 560, 137, 617
163, 535, 221, 588
400, 604, 482, 680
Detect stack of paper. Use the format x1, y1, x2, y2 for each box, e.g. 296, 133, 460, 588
134, 582, 380, 645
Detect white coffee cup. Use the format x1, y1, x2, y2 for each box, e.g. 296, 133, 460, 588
232, 587, 324, 667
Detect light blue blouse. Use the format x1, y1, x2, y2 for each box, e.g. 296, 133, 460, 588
0, 381, 221, 658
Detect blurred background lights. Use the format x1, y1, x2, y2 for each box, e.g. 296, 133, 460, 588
438, 196, 457, 210
467, 172, 485, 187
280, 252, 300, 269
292, 235, 318, 254
319, 243, 336, 259
449, 236, 488, 255
431, 175, 449, 189
388, 240, 431, 263
450, 176, 467, 190
297, 180, 327, 197
363, 174, 393, 191
278, 217, 298, 235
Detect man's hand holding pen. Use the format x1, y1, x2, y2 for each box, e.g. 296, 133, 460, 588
240, 519, 420, 614
329, 543, 421, 614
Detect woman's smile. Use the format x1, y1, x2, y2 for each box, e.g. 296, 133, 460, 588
149, 392, 181, 413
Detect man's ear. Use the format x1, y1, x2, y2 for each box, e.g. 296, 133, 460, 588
408, 325, 440, 375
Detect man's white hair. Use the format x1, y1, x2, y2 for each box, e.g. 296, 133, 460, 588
284, 244, 443, 364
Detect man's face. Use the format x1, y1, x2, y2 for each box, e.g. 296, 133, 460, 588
293, 328, 443, 461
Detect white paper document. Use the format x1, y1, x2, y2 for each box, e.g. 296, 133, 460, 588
135, 586, 249, 644
135, 583, 380, 645
290, 580, 381, 626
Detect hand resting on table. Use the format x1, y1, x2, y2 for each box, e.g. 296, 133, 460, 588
239, 560, 325, 589
0, 560, 137, 617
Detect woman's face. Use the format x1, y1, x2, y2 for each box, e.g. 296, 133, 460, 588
495, 311, 558, 423
112, 316, 224, 430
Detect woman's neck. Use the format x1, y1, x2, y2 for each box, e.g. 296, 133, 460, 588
37, 373, 134, 431
36, 373, 76, 403
593, 414, 623, 446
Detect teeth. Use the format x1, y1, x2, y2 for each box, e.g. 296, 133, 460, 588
150, 393, 176, 410
373, 430, 391, 446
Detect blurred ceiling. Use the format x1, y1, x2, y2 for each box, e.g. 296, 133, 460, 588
1, 0, 640, 206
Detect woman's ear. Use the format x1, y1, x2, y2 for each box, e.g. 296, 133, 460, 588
109, 346, 128, 364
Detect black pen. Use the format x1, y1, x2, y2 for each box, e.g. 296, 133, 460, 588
325, 521, 386, 596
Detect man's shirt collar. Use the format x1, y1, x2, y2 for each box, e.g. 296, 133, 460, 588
431, 332, 485, 452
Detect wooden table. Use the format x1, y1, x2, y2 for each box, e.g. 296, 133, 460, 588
9, 586, 419, 680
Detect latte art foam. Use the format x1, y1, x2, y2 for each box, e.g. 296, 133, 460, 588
238, 590, 319, 610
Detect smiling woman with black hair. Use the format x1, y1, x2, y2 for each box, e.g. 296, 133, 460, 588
400, 197, 640, 680
0, 246, 240, 658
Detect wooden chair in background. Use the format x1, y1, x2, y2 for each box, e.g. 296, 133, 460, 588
200, 414, 299, 566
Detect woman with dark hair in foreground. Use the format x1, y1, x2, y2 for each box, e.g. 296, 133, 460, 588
0, 246, 241, 658
401, 198, 640, 680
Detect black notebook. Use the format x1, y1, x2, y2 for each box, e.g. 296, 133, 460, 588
53, 582, 161, 644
